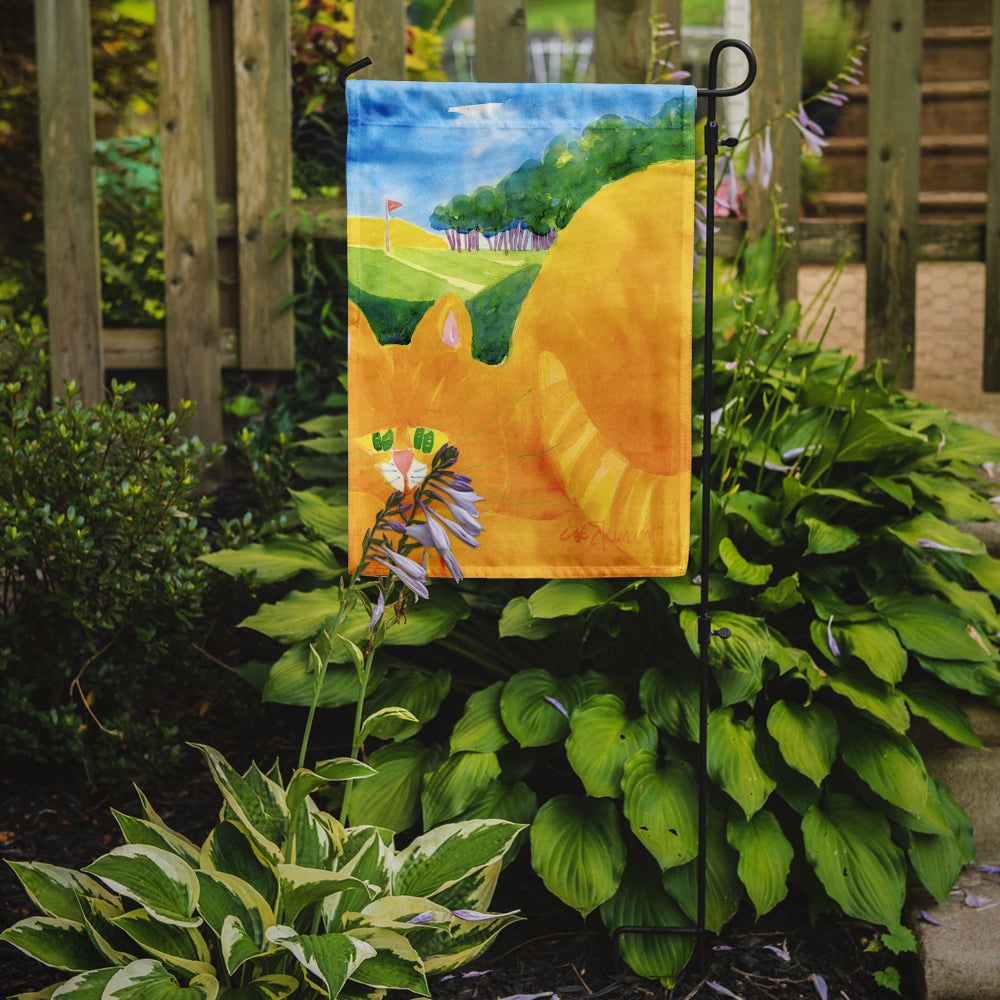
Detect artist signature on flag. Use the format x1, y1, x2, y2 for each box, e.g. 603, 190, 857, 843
560, 522, 665, 549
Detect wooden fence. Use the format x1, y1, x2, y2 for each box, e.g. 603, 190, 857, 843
33, 0, 1000, 445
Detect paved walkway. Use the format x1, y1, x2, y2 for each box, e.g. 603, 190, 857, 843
798, 262, 1000, 435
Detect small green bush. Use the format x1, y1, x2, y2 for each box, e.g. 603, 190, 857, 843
0, 317, 220, 784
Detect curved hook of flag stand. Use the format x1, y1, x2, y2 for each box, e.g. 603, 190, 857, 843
338, 40, 758, 976
611, 38, 756, 973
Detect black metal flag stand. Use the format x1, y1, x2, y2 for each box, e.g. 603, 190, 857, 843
340, 38, 758, 974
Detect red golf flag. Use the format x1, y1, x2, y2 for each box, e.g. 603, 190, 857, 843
386, 199, 402, 212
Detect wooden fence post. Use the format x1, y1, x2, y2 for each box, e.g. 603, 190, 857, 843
746, 0, 801, 305
354, 0, 407, 80
233, 0, 294, 369
34, 0, 104, 405
157, 0, 223, 445
474, 0, 526, 83
865, 0, 923, 389
983, 0, 1000, 390
594, 0, 652, 84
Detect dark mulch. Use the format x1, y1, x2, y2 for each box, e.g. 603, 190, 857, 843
1, 741, 915, 1000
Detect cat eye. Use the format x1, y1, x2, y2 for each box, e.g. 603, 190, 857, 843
371, 429, 394, 452
413, 427, 435, 454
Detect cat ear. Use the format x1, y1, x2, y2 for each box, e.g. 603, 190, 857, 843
410, 292, 474, 358
347, 300, 385, 363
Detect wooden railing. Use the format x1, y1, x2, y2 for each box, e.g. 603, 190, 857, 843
32, 0, 1000, 444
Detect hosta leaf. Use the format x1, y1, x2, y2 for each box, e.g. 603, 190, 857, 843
910, 562, 1000, 632
707, 708, 776, 818
103, 959, 217, 999
288, 488, 349, 547
421, 751, 502, 828
935, 421, 1000, 465
834, 621, 907, 684
190, 746, 287, 863
453, 779, 538, 827
112, 813, 201, 868
199, 535, 341, 584
909, 829, 965, 906
681, 610, 770, 706
285, 760, 375, 823
360, 706, 421, 742
322, 829, 393, 930
905, 472, 998, 522
599, 853, 694, 987
83, 846, 200, 928
450, 682, 511, 754
916, 655, 1000, 697
393, 820, 524, 900
900, 679, 982, 748
215, 974, 299, 999
885, 512, 985, 557
499, 670, 585, 747
807, 660, 910, 732
655, 573, 737, 606
346, 926, 428, 994
77, 894, 136, 966
527, 579, 617, 618
838, 718, 929, 816
566, 695, 658, 798
362, 666, 451, 740
727, 810, 793, 917
660, 810, 741, 933
639, 663, 699, 742
200, 822, 278, 910
802, 793, 906, 926
966, 552, 1000, 597
621, 751, 699, 870
765, 700, 838, 786
718, 537, 772, 585
265, 926, 375, 998
218, 915, 269, 979
347, 740, 442, 832
835, 410, 927, 463
4, 862, 118, 923
0, 916, 107, 971
803, 517, 859, 556
195, 871, 273, 973
497, 597, 564, 639
755, 573, 804, 614
277, 865, 374, 925
724, 490, 784, 545
111, 908, 214, 978
529, 795, 626, 916
874, 594, 995, 662
423, 906, 522, 974
260, 643, 387, 708
43, 966, 118, 998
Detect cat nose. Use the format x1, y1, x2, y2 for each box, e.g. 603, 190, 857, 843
393, 448, 414, 477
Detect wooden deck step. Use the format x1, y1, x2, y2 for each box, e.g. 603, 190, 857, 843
814, 190, 987, 222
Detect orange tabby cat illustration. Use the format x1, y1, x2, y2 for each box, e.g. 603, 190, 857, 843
349, 161, 693, 578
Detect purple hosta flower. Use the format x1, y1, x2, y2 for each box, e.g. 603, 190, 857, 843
791, 104, 829, 157
827, 616, 842, 658
917, 538, 973, 555
746, 124, 774, 191
367, 590, 385, 631
441, 970, 493, 982
451, 908, 521, 921
763, 944, 790, 962
811, 974, 828, 1000
370, 543, 429, 600
544, 695, 569, 718
706, 982, 742, 999
979, 864, 1000, 874
428, 481, 484, 537
715, 156, 742, 215
407, 911, 438, 925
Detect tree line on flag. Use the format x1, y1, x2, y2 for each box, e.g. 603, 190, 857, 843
427, 94, 691, 252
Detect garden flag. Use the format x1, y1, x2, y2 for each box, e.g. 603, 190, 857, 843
346, 81, 696, 578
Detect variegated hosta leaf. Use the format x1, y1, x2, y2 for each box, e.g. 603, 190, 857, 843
565, 695, 658, 799
347, 740, 443, 832
661, 810, 742, 934
344, 926, 429, 995
102, 958, 218, 999
110, 908, 214, 979
529, 795, 626, 917
621, 751, 699, 871
112, 811, 202, 868
200, 822, 279, 910
265, 926, 375, 998
765, 700, 838, 786
322, 829, 393, 931
706, 707, 776, 819
499, 669, 585, 747
192, 746, 288, 863
83, 846, 200, 928
802, 793, 906, 926
78, 894, 136, 966
43, 966, 118, 997
420, 859, 501, 916
0, 916, 107, 971
599, 853, 694, 987
214, 974, 300, 999
421, 751, 502, 829
838, 718, 929, 817
288, 801, 344, 870
276, 864, 376, 925
361, 667, 451, 741
391, 820, 524, 901
726, 810, 793, 917
421, 906, 523, 975
4, 861, 118, 922
450, 682, 511, 754
195, 871, 274, 974
285, 760, 375, 824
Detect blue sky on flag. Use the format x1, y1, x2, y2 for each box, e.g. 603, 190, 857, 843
346, 80, 694, 232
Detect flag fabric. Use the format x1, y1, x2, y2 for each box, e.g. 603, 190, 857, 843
346, 80, 696, 579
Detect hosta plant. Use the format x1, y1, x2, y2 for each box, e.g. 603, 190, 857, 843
1, 743, 523, 999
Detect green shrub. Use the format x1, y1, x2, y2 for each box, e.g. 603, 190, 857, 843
0, 317, 220, 784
